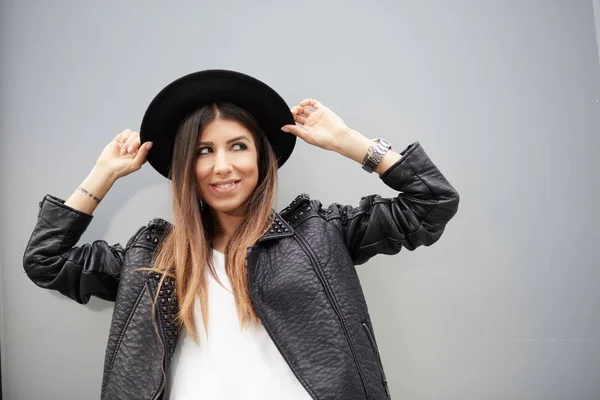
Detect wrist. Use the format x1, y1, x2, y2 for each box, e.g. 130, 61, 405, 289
91, 165, 118, 184
335, 130, 403, 175
334, 129, 373, 163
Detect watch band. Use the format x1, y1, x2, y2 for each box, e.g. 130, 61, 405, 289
361, 138, 392, 173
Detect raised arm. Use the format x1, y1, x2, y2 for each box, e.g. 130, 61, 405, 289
23, 130, 153, 303
282, 99, 459, 265
321, 141, 459, 264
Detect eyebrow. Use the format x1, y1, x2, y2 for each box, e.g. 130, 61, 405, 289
197, 135, 250, 146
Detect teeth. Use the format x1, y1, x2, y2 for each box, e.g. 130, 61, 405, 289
215, 182, 236, 189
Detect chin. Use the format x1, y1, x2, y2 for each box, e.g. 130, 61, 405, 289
206, 196, 249, 214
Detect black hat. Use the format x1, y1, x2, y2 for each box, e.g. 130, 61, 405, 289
140, 69, 296, 179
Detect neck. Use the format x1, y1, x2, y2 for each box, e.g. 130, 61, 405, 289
211, 209, 245, 241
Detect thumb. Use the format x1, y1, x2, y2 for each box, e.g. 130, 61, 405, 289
281, 125, 308, 142
132, 141, 153, 168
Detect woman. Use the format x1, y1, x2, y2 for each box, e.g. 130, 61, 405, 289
23, 70, 459, 399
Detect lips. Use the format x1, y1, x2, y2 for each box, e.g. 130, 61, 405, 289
211, 180, 240, 186
210, 180, 240, 194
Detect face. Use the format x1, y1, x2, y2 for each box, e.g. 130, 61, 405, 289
195, 118, 259, 216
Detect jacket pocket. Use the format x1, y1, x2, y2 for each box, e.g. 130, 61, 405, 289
362, 322, 391, 399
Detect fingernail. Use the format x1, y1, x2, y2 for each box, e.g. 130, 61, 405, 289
146, 142, 153, 150
121, 148, 126, 155
281, 127, 289, 132
128, 146, 133, 153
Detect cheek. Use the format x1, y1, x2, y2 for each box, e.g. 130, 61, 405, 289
236, 151, 259, 172
243, 159, 260, 182
194, 162, 210, 187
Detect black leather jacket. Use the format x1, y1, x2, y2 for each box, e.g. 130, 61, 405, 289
23, 142, 459, 400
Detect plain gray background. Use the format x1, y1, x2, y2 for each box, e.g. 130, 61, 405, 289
2, 0, 600, 399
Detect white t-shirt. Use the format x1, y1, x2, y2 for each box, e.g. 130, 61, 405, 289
164, 249, 312, 400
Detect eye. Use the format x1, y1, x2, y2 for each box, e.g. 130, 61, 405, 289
195, 142, 248, 157
196, 147, 211, 157
232, 142, 248, 151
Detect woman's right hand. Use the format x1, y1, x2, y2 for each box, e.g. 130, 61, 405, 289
95, 129, 153, 181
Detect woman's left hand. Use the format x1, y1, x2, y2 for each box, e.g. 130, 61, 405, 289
281, 99, 351, 152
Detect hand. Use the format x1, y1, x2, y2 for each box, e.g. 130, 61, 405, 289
281, 99, 351, 152
95, 129, 153, 181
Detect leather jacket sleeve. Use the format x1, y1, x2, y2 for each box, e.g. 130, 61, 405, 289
322, 142, 460, 265
22, 194, 142, 304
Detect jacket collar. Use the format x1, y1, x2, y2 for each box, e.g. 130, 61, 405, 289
146, 194, 310, 244
257, 193, 311, 242
146, 210, 300, 244
256, 210, 294, 244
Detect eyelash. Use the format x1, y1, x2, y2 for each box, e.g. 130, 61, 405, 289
196, 142, 248, 157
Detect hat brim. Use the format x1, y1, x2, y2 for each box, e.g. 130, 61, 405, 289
140, 69, 297, 179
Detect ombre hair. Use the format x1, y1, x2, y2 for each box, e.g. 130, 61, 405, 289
146, 102, 279, 343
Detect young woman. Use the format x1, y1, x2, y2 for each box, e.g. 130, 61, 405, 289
23, 70, 459, 400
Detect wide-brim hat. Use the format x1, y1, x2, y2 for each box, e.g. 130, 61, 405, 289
140, 69, 296, 179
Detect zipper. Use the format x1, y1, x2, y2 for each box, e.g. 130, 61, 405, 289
103, 284, 147, 393
146, 280, 167, 400
362, 322, 391, 399
150, 330, 166, 400
246, 246, 318, 400
294, 234, 371, 399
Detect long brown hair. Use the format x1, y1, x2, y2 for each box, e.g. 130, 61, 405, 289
147, 102, 279, 343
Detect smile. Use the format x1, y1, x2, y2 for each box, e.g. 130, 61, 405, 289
210, 181, 240, 194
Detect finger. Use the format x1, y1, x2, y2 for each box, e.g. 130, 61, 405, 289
281, 124, 308, 141
293, 113, 309, 126
122, 132, 141, 155
131, 141, 153, 168
292, 105, 314, 117
117, 129, 133, 146
121, 131, 137, 147
299, 99, 322, 110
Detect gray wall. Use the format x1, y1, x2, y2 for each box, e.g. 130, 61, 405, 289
1, 1, 599, 399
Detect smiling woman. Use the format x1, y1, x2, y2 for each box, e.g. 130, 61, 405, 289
152, 100, 280, 341
22, 69, 459, 400
195, 119, 260, 215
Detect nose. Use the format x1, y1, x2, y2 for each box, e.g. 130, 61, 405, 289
213, 148, 233, 175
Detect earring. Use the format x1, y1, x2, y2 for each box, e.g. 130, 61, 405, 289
199, 199, 204, 211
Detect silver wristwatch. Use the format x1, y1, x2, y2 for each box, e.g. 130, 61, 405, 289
361, 138, 392, 173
